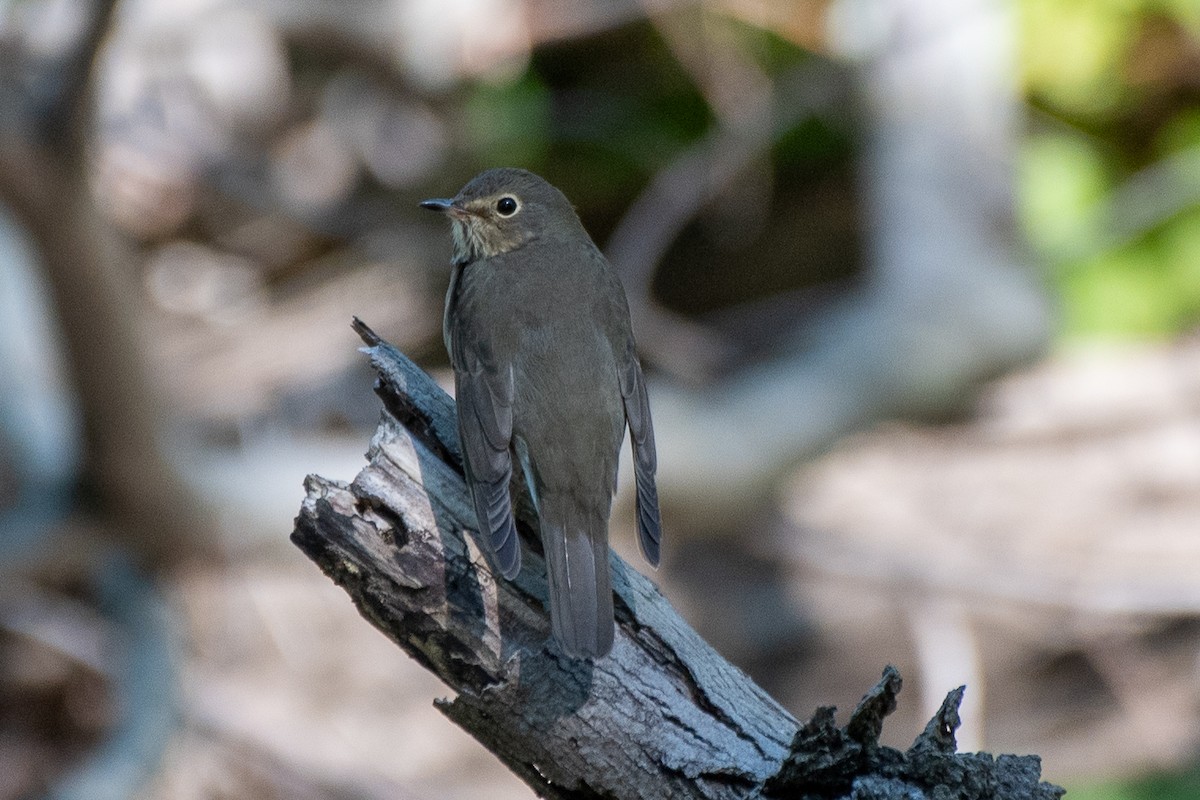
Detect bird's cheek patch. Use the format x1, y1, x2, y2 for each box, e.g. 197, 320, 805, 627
468, 219, 526, 259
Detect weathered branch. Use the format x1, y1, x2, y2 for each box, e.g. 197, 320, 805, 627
289, 320, 1064, 799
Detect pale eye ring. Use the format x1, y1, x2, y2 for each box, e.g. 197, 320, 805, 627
496, 196, 518, 216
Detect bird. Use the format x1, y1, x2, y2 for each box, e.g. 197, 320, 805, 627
420, 167, 662, 659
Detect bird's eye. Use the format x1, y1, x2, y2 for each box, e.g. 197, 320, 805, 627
496, 196, 518, 216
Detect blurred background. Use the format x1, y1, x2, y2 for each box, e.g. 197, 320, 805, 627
1, 0, 1199, 798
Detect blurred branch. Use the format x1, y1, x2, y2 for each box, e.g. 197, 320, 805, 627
0, 4, 201, 795
644, 0, 1049, 528
604, 58, 849, 381
37, 0, 120, 158
0, 0, 215, 562
290, 320, 1063, 799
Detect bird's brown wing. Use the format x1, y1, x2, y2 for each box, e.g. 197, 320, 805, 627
618, 339, 662, 567
454, 350, 521, 579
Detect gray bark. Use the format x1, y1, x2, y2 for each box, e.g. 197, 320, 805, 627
290, 320, 1064, 800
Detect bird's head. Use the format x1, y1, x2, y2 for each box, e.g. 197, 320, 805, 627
420, 168, 582, 264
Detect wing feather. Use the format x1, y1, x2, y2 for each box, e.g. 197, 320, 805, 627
454, 350, 521, 579
618, 340, 662, 567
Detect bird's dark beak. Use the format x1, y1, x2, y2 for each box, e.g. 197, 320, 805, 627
422, 199, 458, 214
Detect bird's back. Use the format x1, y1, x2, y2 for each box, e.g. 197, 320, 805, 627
502, 238, 628, 658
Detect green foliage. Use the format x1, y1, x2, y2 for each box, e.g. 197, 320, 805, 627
1020, 0, 1141, 118
1017, 0, 1200, 340
773, 115, 854, 173
463, 72, 552, 168
724, 16, 817, 78
1018, 132, 1111, 255
1068, 764, 1200, 800
505, 21, 718, 232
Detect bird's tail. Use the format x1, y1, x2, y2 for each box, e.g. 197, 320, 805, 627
540, 495, 613, 659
